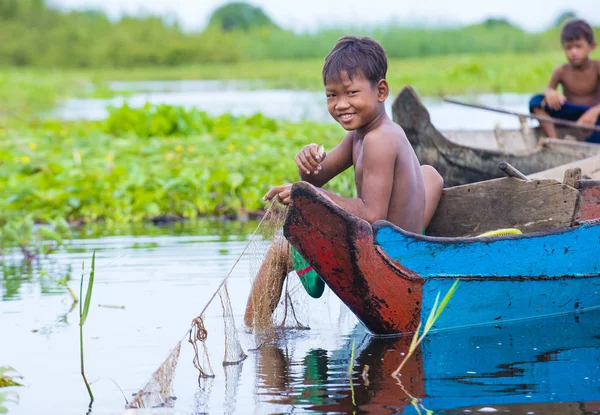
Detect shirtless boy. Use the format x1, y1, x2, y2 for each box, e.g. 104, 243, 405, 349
529, 19, 600, 143
244, 36, 443, 327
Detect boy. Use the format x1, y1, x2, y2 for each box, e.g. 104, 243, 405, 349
529, 19, 600, 143
244, 36, 443, 327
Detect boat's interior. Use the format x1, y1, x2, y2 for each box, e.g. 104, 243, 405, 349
443, 126, 585, 153
426, 172, 585, 238
393, 86, 588, 153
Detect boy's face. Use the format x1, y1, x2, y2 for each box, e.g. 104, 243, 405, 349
563, 38, 596, 67
325, 70, 388, 131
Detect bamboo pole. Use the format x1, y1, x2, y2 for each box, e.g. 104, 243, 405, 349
443, 98, 600, 133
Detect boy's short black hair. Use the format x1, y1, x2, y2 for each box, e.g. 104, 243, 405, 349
561, 19, 595, 44
322, 36, 387, 87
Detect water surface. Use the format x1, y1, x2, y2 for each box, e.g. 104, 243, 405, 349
2, 221, 600, 414
53, 80, 535, 131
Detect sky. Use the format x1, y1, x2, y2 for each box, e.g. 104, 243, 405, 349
51, 0, 599, 33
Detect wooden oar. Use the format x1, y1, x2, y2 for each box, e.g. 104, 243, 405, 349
443, 98, 600, 133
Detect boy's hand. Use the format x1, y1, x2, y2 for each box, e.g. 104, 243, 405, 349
264, 184, 293, 205
544, 89, 566, 111
577, 107, 600, 129
296, 144, 326, 175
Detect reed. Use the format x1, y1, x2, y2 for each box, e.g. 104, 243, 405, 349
391, 279, 459, 377
79, 251, 96, 405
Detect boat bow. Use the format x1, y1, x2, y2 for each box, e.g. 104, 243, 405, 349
284, 181, 424, 335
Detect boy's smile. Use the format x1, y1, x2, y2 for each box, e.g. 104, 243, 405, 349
325, 70, 387, 131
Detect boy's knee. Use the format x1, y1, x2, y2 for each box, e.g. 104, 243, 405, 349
529, 94, 546, 112
421, 165, 444, 190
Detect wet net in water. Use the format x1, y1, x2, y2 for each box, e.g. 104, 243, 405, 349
127, 199, 310, 409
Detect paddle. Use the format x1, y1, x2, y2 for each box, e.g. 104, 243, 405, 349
443, 98, 600, 133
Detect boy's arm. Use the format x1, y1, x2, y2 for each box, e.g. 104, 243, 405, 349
317, 132, 395, 224
298, 132, 354, 188
546, 66, 563, 90
544, 67, 566, 110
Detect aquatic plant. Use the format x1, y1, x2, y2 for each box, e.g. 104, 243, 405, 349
79, 252, 96, 406
0, 366, 22, 414
392, 279, 459, 377
0, 105, 351, 226
0, 216, 71, 263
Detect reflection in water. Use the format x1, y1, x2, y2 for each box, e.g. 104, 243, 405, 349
252, 309, 600, 414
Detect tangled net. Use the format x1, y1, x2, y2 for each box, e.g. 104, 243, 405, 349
127, 199, 310, 409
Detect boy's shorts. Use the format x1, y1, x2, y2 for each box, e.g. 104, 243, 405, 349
529, 94, 600, 143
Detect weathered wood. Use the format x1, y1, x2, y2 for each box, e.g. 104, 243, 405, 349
563, 167, 582, 188
530, 154, 600, 181
392, 86, 600, 186
499, 161, 529, 181
426, 177, 580, 237
578, 180, 600, 221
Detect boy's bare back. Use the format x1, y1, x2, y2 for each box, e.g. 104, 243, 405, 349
350, 120, 425, 233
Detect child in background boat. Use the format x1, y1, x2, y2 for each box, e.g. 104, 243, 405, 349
529, 19, 600, 143
244, 36, 443, 327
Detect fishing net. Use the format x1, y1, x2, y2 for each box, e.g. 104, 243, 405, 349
127, 342, 181, 409
246, 201, 310, 330
127, 199, 311, 409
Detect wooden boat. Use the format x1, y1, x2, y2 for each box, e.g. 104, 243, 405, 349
392, 86, 600, 186
283, 177, 600, 336
531, 153, 600, 181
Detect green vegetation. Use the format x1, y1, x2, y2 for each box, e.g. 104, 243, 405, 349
0, 1, 597, 254
0, 215, 71, 262
0, 366, 22, 414
208, 2, 278, 31
0, 0, 597, 68
79, 252, 96, 406
0, 105, 354, 228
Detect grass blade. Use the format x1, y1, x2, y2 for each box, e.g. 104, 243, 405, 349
79, 261, 84, 318
80, 251, 96, 326
423, 292, 440, 333
433, 279, 459, 322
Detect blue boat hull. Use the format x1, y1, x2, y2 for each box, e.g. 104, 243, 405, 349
374, 221, 600, 331
284, 181, 600, 335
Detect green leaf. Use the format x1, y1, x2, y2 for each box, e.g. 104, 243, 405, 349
80, 251, 95, 326
423, 292, 440, 333
38, 227, 63, 245
408, 321, 422, 354
433, 279, 460, 322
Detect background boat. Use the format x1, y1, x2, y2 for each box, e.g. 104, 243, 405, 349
392, 86, 600, 186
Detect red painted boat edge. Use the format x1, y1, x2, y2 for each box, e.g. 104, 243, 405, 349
283, 181, 424, 335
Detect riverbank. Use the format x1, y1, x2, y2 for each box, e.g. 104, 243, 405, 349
0, 52, 569, 121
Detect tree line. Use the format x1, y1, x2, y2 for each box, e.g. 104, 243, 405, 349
0, 0, 594, 68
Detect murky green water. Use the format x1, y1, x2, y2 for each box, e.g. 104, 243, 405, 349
2, 221, 600, 414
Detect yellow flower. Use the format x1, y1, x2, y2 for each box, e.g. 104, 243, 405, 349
246, 145, 255, 153
187, 145, 195, 153
105, 154, 114, 162
228, 144, 236, 152
175, 144, 184, 153
28, 143, 37, 151
21, 156, 30, 164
